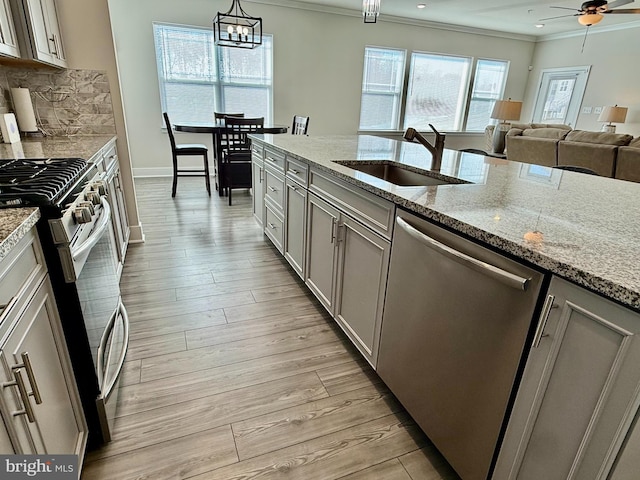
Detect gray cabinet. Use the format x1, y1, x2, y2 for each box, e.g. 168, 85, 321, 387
0, 228, 87, 456
284, 178, 306, 278
11, 0, 66, 67
251, 147, 264, 227
305, 189, 390, 367
103, 142, 129, 273
0, 0, 20, 58
494, 276, 640, 480
305, 193, 340, 314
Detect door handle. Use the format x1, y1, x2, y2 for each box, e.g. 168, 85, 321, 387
3, 369, 36, 423
11, 353, 42, 405
532, 295, 555, 348
71, 198, 111, 261
396, 216, 530, 291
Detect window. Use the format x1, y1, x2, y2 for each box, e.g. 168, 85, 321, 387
359, 48, 509, 132
405, 53, 471, 131
153, 23, 273, 124
359, 47, 406, 130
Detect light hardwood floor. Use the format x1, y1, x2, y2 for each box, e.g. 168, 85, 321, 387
81, 177, 460, 480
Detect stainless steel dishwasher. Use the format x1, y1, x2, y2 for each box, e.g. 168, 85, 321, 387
377, 209, 545, 480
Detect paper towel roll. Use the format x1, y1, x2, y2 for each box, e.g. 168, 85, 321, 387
11, 88, 38, 132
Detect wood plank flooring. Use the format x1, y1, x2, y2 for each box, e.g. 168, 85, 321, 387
80, 177, 460, 480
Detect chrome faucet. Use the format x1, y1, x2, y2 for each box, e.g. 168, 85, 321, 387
404, 124, 446, 170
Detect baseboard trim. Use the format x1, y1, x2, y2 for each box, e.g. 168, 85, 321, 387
132, 167, 173, 177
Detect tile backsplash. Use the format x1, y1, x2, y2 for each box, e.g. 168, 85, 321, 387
0, 66, 116, 138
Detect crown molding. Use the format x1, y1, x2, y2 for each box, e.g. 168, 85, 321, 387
244, 0, 537, 42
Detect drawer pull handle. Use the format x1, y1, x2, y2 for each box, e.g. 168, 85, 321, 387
268, 223, 277, 229
268, 186, 277, 192
289, 169, 299, 175
532, 295, 555, 348
290, 186, 297, 191
267, 156, 277, 162
3, 370, 36, 423
0, 295, 19, 323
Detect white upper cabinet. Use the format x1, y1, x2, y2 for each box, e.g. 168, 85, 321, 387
10, 0, 67, 67
0, 0, 20, 58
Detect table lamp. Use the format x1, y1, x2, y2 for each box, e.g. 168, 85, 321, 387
598, 105, 627, 133
491, 98, 522, 154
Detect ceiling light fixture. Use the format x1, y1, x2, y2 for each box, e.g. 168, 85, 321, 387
213, 0, 262, 49
535, 23, 545, 28
578, 12, 603, 26
363, 0, 380, 23
417, 3, 427, 8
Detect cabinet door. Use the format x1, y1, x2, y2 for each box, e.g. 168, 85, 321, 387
494, 277, 640, 480
1, 277, 87, 455
114, 169, 130, 259
284, 179, 307, 279
334, 216, 389, 367
305, 193, 339, 314
0, 0, 20, 57
252, 159, 264, 227
41, 0, 63, 63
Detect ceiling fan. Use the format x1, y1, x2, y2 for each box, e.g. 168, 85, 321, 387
541, 0, 640, 27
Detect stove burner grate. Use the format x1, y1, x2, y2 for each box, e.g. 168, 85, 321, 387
0, 157, 91, 207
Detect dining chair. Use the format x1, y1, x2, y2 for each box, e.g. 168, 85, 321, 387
292, 115, 309, 135
213, 112, 245, 195
163, 112, 210, 197
219, 116, 264, 205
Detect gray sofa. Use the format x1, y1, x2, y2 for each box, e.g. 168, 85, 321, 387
501, 125, 638, 182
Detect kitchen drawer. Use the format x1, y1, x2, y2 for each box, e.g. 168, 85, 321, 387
264, 147, 286, 174
264, 201, 284, 254
102, 141, 118, 173
251, 143, 263, 160
264, 166, 285, 211
286, 156, 309, 187
309, 168, 395, 240
0, 229, 46, 336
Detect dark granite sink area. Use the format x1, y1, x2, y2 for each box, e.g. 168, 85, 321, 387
332, 160, 469, 187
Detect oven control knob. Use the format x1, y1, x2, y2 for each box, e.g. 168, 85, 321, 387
92, 181, 107, 196
78, 201, 95, 216
86, 191, 101, 205
74, 206, 92, 224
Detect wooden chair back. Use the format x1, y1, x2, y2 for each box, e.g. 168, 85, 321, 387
163, 112, 177, 151
292, 115, 309, 135
220, 117, 264, 159
214, 112, 245, 125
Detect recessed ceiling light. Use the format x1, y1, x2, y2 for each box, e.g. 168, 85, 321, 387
417, 3, 426, 8
535, 23, 545, 28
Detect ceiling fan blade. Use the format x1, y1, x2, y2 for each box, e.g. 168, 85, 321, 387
606, 0, 634, 9
604, 7, 640, 12
539, 13, 580, 20
549, 5, 582, 11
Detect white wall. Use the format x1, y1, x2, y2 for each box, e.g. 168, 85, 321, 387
56, 0, 144, 242
523, 26, 640, 137
107, 0, 536, 174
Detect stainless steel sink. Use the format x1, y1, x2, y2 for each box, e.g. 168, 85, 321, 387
333, 160, 461, 187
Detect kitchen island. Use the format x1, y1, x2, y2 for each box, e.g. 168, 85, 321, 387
251, 134, 640, 312
250, 133, 640, 480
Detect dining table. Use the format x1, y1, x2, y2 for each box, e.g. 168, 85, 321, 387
174, 122, 288, 196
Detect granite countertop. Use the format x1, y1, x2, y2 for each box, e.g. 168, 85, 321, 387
0, 208, 41, 261
0, 135, 116, 162
252, 134, 640, 312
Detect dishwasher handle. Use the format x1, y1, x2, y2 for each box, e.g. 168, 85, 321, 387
396, 216, 530, 291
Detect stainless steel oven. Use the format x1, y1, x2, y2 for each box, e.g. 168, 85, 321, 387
48, 175, 129, 446
0, 157, 129, 449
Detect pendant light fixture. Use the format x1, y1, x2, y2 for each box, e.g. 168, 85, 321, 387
363, 0, 380, 23
213, 0, 262, 49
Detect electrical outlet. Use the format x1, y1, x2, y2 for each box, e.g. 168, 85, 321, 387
594, 106, 603, 114
582, 106, 593, 114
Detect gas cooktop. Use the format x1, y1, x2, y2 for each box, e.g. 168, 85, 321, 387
0, 157, 91, 207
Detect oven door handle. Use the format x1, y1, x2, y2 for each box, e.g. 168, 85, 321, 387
71, 198, 112, 261
97, 300, 130, 400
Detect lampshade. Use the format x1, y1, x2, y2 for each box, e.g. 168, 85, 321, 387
213, 0, 262, 49
578, 13, 603, 26
491, 99, 522, 122
363, 0, 380, 23
597, 105, 628, 124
